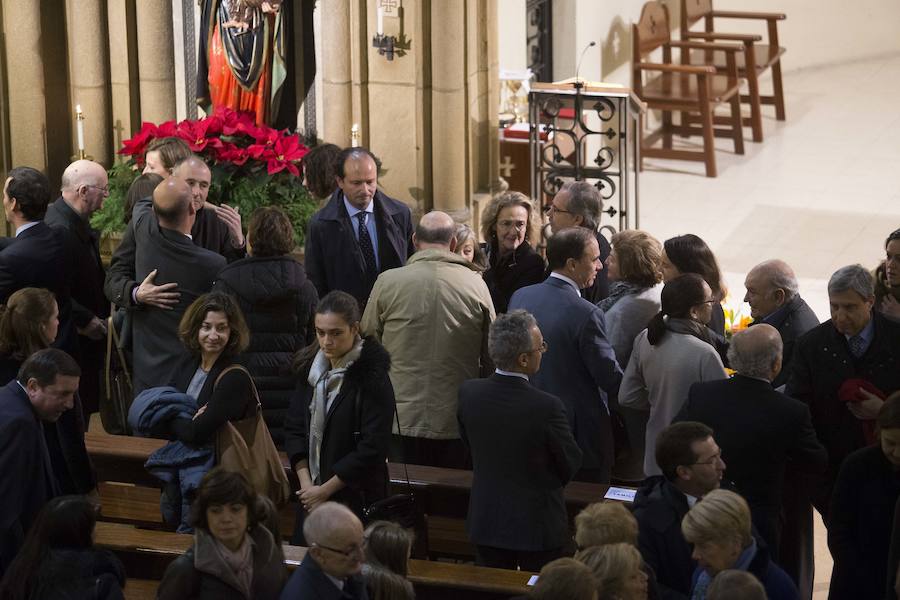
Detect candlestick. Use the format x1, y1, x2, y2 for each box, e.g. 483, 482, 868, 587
376, 7, 384, 35
75, 104, 85, 153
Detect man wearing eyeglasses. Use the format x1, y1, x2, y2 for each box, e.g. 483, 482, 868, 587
45, 159, 111, 418
280, 502, 369, 599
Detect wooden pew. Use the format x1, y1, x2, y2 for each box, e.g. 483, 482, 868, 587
96, 522, 532, 600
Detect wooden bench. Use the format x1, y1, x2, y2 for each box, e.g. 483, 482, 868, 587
96, 522, 533, 600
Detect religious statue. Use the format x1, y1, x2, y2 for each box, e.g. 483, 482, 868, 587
197, 0, 315, 129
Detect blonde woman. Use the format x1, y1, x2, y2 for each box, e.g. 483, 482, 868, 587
577, 543, 648, 600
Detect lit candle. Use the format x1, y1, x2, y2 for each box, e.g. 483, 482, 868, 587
376, 7, 384, 35
75, 104, 85, 152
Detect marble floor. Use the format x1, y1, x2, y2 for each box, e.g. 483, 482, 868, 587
635, 52, 900, 599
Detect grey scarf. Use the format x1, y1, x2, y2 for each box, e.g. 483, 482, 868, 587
598, 281, 646, 312
666, 316, 713, 346
307, 338, 364, 483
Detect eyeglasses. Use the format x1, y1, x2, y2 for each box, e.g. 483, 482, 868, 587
527, 340, 549, 354
543, 204, 572, 215
690, 452, 723, 466
312, 542, 364, 559
83, 184, 109, 194
497, 220, 528, 231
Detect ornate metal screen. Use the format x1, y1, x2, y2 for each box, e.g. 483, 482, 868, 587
526, 0, 552, 82
529, 84, 641, 239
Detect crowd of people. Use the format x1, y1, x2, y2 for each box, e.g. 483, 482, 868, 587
0, 140, 898, 600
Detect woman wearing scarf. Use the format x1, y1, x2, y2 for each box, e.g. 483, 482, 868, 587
284, 291, 394, 544
619, 274, 728, 478
682, 490, 797, 600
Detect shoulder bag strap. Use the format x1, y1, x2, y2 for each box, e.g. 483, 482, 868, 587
107, 307, 131, 389
213, 364, 262, 412
355, 386, 413, 495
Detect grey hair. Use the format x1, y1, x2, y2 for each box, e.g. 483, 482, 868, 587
488, 310, 538, 370
560, 181, 602, 231
766, 266, 799, 301
827, 264, 874, 299
303, 501, 360, 546
727, 329, 783, 380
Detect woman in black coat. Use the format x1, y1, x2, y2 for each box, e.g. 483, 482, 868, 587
480, 191, 546, 314
213, 207, 318, 447
828, 392, 900, 600
284, 291, 394, 543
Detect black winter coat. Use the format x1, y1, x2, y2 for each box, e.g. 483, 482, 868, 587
213, 255, 318, 447
29, 548, 125, 600
482, 241, 545, 314
284, 337, 394, 515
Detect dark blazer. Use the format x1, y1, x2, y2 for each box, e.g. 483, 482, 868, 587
828, 445, 900, 600
213, 255, 318, 447
168, 354, 257, 446
482, 241, 546, 314
631, 477, 693, 600
509, 276, 623, 479
279, 554, 369, 600
0, 221, 78, 355
123, 202, 226, 394
457, 373, 582, 551
0, 381, 58, 575
284, 338, 394, 515
753, 295, 819, 389
676, 375, 827, 553
304, 189, 414, 309
786, 312, 900, 517
581, 230, 612, 304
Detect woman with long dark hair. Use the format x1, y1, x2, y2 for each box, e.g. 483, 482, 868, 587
0, 496, 125, 600
0, 287, 59, 383
362, 521, 415, 600
285, 291, 395, 543
619, 274, 728, 478
661, 234, 727, 337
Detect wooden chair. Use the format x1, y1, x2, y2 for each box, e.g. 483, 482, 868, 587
680, 0, 786, 142
632, 1, 745, 177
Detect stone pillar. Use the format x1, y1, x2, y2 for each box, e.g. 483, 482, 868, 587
320, 0, 353, 146
135, 0, 176, 123
66, 0, 111, 164
2, 0, 47, 170
108, 0, 141, 152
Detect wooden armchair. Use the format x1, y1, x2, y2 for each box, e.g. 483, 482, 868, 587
632, 1, 744, 178
680, 0, 786, 142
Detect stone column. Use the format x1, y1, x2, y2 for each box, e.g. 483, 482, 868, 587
108, 0, 140, 152
66, 0, 111, 164
2, 0, 47, 170
135, 0, 176, 123
320, 0, 353, 146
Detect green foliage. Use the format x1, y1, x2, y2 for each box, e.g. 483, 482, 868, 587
90, 162, 140, 236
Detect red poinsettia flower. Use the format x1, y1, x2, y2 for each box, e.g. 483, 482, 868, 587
216, 107, 258, 138
176, 118, 224, 155
216, 142, 250, 167
247, 128, 282, 159
266, 134, 308, 177
118, 122, 158, 157
155, 120, 178, 138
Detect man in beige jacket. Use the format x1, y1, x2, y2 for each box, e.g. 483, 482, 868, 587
361, 211, 495, 469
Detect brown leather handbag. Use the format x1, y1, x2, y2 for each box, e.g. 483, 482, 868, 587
214, 365, 291, 506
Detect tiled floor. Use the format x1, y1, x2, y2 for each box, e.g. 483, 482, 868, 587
635, 52, 900, 600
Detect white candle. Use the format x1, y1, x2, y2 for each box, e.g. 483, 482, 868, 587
376, 7, 384, 35
75, 104, 85, 152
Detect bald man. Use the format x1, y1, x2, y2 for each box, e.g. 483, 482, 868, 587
46, 160, 110, 417
127, 176, 225, 394
362, 211, 495, 469
280, 502, 368, 599
676, 324, 827, 560
743, 259, 819, 389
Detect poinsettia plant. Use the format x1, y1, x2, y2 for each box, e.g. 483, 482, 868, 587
92, 107, 316, 248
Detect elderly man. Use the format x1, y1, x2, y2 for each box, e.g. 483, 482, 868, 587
458, 310, 581, 571
305, 147, 414, 309
45, 160, 109, 417
676, 324, 827, 558
743, 260, 819, 389
0, 349, 80, 576
546, 180, 611, 302
280, 502, 368, 600
509, 227, 621, 483
362, 211, 494, 469
631, 422, 725, 599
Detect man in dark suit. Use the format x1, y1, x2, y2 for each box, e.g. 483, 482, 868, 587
676, 324, 827, 557
0, 349, 80, 576
279, 502, 368, 600
458, 310, 582, 571
128, 177, 226, 393
509, 227, 622, 483
743, 259, 819, 389
45, 160, 110, 418
631, 422, 725, 600
304, 147, 414, 309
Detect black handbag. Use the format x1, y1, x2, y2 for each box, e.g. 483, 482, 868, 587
99, 306, 134, 435
353, 389, 419, 529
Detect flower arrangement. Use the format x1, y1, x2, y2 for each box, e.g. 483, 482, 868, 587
723, 298, 753, 339
91, 107, 316, 247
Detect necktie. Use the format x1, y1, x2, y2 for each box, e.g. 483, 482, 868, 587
849, 335, 866, 358
356, 212, 378, 277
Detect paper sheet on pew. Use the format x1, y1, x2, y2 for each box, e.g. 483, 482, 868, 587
604, 487, 637, 502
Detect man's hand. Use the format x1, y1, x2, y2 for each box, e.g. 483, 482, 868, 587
77, 316, 107, 341
215, 204, 245, 248
882, 295, 900, 320
847, 387, 884, 420
135, 269, 180, 309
